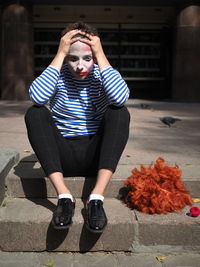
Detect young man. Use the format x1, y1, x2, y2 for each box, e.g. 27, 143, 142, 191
25, 22, 130, 233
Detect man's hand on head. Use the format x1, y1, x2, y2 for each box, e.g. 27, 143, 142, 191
78, 32, 110, 71
77, 32, 103, 58
57, 29, 80, 58
50, 30, 83, 71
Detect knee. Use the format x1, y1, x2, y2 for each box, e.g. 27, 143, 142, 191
24, 104, 47, 124
105, 105, 130, 124
120, 106, 130, 123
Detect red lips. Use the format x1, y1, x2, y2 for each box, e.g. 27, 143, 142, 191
77, 72, 88, 76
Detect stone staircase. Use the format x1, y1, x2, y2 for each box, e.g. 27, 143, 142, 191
0, 153, 200, 253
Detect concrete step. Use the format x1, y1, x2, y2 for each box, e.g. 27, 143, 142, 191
6, 158, 200, 198
0, 148, 19, 205
6, 160, 130, 199
0, 198, 200, 252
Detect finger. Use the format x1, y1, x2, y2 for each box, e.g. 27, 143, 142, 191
68, 29, 80, 35
78, 38, 91, 45
63, 29, 79, 39
70, 37, 81, 44
68, 30, 80, 39
69, 30, 88, 40
79, 31, 93, 40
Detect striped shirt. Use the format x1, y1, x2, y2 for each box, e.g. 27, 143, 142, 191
29, 64, 130, 137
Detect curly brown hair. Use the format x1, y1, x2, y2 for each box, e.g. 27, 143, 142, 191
61, 21, 98, 37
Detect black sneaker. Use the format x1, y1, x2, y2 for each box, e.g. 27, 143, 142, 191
86, 200, 107, 233
51, 198, 75, 230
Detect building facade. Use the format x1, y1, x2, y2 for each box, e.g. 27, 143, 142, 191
0, 0, 200, 101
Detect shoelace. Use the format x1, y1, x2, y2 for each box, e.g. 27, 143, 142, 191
58, 199, 73, 216
90, 201, 104, 218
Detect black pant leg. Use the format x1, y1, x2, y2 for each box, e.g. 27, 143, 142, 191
24, 105, 64, 176
25, 104, 130, 177
98, 105, 130, 171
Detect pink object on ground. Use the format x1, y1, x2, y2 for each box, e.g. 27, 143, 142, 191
190, 206, 200, 217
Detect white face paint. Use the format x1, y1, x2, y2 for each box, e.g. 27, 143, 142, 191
66, 41, 94, 80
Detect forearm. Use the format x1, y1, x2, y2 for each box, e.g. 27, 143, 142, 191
95, 49, 110, 71
50, 29, 80, 71
50, 52, 66, 71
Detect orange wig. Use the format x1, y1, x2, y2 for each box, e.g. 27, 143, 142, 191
124, 157, 193, 214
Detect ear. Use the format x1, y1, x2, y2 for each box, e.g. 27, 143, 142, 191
64, 55, 69, 64
93, 57, 97, 64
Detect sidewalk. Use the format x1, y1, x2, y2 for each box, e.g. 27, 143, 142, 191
0, 251, 200, 267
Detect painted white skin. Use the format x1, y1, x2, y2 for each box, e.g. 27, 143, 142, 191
66, 41, 94, 80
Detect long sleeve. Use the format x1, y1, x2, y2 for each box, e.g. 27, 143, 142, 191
100, 66, 130, 106
29, 66, 60, 104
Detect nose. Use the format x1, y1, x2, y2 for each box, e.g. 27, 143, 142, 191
77, 59, 84, 71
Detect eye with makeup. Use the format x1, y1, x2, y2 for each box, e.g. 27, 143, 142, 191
83, 55, 93, 62
67, 55, 78, 62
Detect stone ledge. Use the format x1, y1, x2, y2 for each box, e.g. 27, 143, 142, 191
6, 160, 200, 198
0, 198, 135, 252
0, 148, 19, 205
0, 198, 200, 252
135, 203, 200, 248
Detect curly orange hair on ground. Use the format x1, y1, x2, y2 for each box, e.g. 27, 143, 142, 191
124, 157, 193, 214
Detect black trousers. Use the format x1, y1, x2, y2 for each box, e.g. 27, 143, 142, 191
25, 105, 130, 177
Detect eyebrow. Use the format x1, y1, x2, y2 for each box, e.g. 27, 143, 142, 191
68, 53, 93, 57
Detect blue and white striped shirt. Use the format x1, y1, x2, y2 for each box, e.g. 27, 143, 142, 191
29, 64, 130, 137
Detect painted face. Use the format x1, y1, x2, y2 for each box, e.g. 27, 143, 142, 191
66, 41, 94, 80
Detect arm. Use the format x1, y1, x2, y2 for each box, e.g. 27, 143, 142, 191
29, 66, 60, 104
79, 33, 130, 106
100, 66, 130, 106
50, 29, 80, 71
29, 29, 81, 104
78, 33, 110, 71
